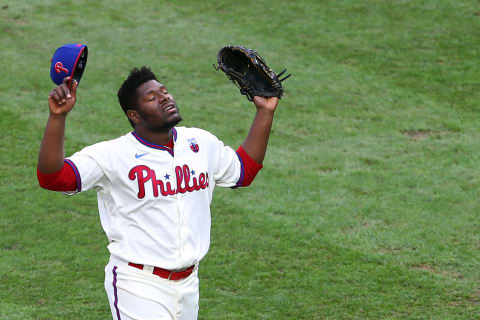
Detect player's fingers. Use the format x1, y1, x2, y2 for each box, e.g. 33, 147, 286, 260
49, 90, 63, 105
54, 86, 68, 104
59, 82, 72, 100
62, 76, 74, 98
70, 79, 78, 98
62, 76, 71, 87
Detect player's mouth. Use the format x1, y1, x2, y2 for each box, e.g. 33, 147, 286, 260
162, 102, 176, 113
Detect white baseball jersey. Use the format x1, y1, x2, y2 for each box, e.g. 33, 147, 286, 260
65, 127, 244, 270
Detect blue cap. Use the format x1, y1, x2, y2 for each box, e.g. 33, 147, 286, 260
50, 43, 88, 86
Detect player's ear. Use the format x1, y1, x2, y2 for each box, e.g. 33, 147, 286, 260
127, 110, 140, 124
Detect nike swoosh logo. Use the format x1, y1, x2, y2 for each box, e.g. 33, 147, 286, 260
135, 153, 147, 159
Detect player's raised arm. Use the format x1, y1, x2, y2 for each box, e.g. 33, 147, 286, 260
215, 45, 288, 170
37, 77, 78, 174
240, 96, 279, 164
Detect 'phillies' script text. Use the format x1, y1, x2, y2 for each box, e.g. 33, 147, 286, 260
129, 164, 209, 199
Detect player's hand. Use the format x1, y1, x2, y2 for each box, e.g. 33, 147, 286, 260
253, 96, 279, 113
48, 77, 78, 115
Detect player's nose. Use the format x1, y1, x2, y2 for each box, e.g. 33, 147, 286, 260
158, 91, 170, 103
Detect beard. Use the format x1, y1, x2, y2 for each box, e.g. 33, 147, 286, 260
157, 115, 182, 132
143, 113, 183, 133
134, 101, 183, 133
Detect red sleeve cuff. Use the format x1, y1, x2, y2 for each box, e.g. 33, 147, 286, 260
37, 162, 78, 192
235, 146, 263, 187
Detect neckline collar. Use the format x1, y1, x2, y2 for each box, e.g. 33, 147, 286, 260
130, 128, 177, 156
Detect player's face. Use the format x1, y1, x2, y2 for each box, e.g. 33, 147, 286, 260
135, 80, 182, 132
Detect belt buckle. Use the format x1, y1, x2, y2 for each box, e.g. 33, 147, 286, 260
143, 265, 154, 274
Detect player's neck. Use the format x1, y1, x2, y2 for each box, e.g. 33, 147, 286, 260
134, 128, 174, 146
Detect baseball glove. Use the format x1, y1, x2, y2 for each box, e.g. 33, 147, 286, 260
214, 45, 291, 101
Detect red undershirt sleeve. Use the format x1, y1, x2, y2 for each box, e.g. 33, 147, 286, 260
235, 145, 263, 187
37, 162, 78, 192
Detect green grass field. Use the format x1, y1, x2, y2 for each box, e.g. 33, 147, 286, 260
1, 0, 480, 319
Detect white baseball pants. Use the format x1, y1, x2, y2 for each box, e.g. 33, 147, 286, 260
104, 255, 200, 320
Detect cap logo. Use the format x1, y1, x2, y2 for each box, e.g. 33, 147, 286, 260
55, 61, 69, 74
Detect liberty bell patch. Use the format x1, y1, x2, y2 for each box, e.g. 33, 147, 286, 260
187, 138, 199, 153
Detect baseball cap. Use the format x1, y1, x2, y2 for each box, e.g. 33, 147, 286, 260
50, 43, 88, 87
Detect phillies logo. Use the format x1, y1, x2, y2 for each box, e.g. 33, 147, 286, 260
55, 62, 69, 74
187, 138, 199, 153
129, 164, 209, 199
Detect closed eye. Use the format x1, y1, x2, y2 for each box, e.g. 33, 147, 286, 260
144, 87, 169, 101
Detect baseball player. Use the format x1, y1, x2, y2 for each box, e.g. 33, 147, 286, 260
37, 66, 280, 320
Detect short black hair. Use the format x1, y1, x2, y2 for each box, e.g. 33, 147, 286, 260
117, 66, 158, 127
